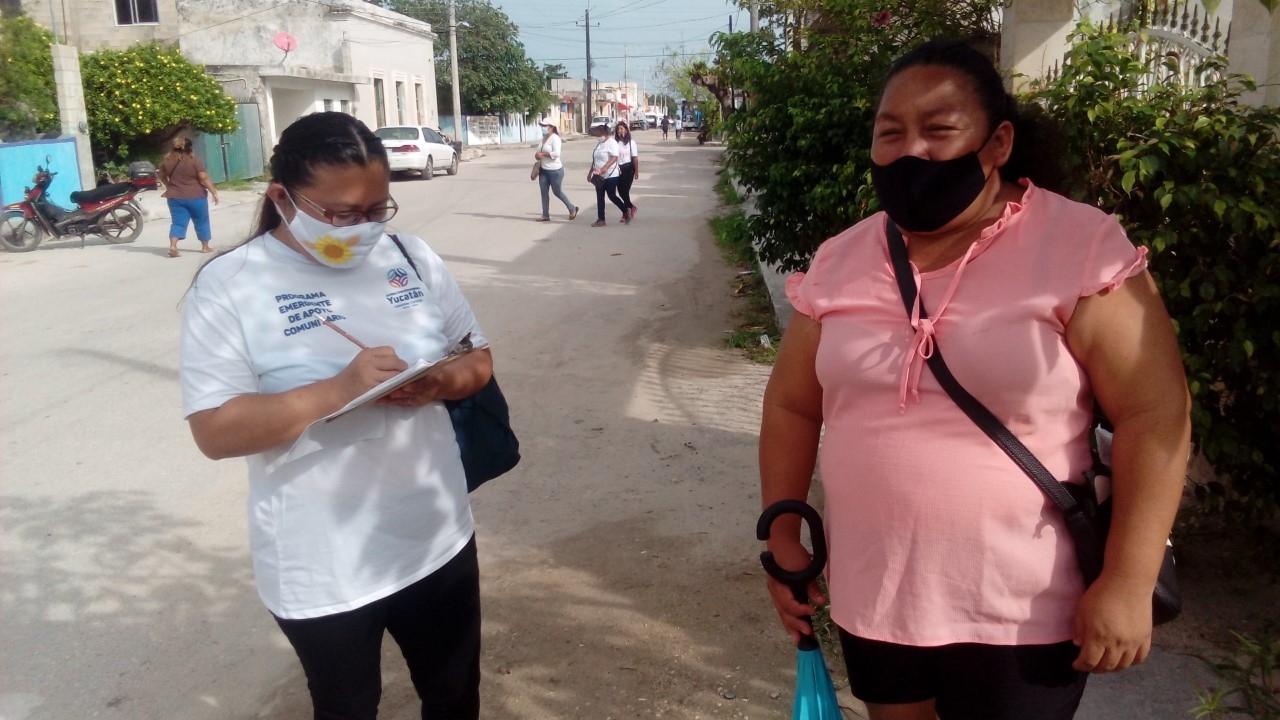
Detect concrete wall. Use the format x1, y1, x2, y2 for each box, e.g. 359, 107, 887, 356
1229, 0, 1280, 106
346, 18, 438, 130
23, 0, 180, 51
50, 44, 94, 190
1000, 0, 1076, 91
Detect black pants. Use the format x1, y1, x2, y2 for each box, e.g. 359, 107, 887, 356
617, 163, 636, 214
838, 628, 1088, 720
275, 537, 481, 720
593, 175, 626, 221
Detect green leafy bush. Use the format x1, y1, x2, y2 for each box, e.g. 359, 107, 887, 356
80, 43, 238, 160
0, 13, 58, 140
717, 0, 1000, 272
1025, 22, 1280, 512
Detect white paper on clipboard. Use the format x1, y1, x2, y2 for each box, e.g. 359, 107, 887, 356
322, 341, 489, 423
262, 338, 488, 472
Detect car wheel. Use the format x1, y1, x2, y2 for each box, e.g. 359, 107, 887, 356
420, 157, 434, 180
446, 153, 459, 176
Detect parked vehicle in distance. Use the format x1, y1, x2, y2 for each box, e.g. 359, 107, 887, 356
591, 115, 615, 132
1, 157, 152, 252
645, 114, 658, 129
374, 126, 459, 180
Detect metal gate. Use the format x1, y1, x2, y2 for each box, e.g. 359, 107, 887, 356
194, 103, 265, 183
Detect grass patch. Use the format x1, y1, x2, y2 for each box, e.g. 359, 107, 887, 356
219, 175, 267, 192
710, 171, 780, 364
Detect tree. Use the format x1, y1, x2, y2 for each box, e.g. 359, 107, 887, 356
80, 43, 239, 161
389, 0, 553, 117
0, 12, 58, 141
542, 63, 569, 82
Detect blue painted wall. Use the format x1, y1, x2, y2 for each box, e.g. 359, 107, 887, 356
0, 138, 83, 208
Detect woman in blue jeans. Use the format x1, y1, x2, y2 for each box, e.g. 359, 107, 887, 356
534, 122, 579, 221
158, 137, 220, 257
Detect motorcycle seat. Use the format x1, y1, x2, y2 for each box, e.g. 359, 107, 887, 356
70, 182, 133, 205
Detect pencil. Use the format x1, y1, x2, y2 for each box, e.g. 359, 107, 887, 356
318, 317, 368, 350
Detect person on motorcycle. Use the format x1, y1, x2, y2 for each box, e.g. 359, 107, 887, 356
159, 137, 220, 257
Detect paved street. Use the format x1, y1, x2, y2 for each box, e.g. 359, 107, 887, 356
1, 134, 1214, 720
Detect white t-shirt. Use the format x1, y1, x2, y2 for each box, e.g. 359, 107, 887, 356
538, 132, 563, 171
592, 138, 620, 179
675, 118, 683, 130
618, 138, 638, 165
180, 232, 484, 619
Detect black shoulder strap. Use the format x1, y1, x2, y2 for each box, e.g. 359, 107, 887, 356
389, 233, 423, 282
885, 220, 1082, 515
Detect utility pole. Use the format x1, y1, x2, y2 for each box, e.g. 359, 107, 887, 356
578, 7, 598, 131
448, 0, 463, 145
623, 45, 628, 122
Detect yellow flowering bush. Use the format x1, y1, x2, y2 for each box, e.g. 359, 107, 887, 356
81, 43, 238, 159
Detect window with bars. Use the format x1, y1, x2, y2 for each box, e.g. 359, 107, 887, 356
115, 0, 159, 25
395, 81, 406, 124
415, 84, 425, 124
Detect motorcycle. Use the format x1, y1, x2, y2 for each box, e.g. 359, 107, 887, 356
697, 125, 712, 145
1, 157, 157, 253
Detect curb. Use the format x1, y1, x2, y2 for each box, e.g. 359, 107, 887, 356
731, 177, 794, 332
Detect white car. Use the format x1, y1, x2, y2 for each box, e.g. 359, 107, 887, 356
591, 115, 615, 132
374, 125, 459, 180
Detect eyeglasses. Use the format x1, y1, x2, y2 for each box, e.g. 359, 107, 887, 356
290, 190, 399, 227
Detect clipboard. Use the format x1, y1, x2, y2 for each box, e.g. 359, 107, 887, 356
323, 341, 489, 423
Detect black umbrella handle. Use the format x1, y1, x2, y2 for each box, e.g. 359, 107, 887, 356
757, 499, 828, 602
758, 500, 827, 650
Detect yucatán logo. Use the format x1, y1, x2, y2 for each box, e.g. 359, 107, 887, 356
385, 266, 424, 309
387, 267, 410, 288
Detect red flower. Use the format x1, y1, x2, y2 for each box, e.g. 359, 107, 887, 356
871, 10, 893, 27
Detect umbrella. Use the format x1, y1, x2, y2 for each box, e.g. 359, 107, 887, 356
758, 499, 843, 720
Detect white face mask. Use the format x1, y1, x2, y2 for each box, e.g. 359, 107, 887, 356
278, 195, 386, 269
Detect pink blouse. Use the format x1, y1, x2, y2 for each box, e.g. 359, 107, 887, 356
787, 182, 1147, 646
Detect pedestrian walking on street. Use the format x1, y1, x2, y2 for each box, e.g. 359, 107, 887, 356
614, 121, 640, 222
180, 111, 491, 720
159, 137, 219, 257
674, 116, 683, 140
661, 115, 670, 140
534, 121, 579, 222
759, 39, 1190, 720
587, 123, 627, 227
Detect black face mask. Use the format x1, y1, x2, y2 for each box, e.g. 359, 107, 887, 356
870, 144, 992, 233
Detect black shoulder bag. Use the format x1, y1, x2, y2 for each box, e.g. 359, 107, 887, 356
390, 234, 521, 492
884, 221, 1180, 625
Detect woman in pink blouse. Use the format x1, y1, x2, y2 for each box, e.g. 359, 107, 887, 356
758, 40, 1191, 720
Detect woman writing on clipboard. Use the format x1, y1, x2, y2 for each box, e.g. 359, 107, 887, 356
179, 112, 491, 720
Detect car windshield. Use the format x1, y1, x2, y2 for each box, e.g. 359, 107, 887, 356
375, 127, 419, 141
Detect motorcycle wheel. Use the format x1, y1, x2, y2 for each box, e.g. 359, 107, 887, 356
0, 211, 44, 253
99, 205, 143, 244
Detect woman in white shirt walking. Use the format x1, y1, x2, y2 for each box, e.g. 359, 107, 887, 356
533, 121, 579, 222
587, 123, 628, 227
615, 121, 640, 222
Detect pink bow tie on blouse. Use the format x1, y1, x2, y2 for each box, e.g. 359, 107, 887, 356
898, 240, 983, 413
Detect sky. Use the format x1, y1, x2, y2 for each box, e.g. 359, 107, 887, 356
492, 0, 745, 92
